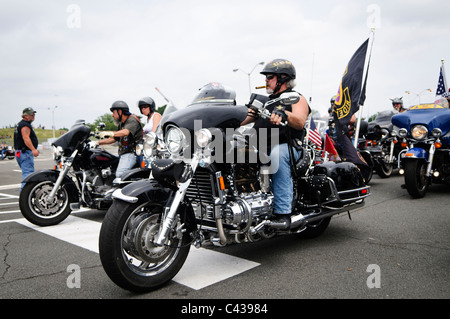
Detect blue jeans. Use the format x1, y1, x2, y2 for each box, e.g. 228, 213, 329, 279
16, 150, 35, 190
270, 143, 301, 215
115, 152, 137, 179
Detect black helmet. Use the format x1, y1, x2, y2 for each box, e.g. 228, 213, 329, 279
110, 100, 131, 115
137, 97, 156, 114
260, 59, 296, 80
191, 82, 236, 105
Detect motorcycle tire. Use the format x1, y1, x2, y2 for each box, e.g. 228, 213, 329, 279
19, 181, 72, 226
99, 199, 191, 293
404, 160, 429, 198
376, 163, 393, 178
296, 217, 331, 239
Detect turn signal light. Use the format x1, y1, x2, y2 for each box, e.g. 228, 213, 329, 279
401, 142, 408, 148
435, 142, 442, 149
219, 176, 225, 190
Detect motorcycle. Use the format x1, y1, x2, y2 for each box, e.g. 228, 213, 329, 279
19, 121, 151, 227
392, 100, 450, 198
365, 110, 407, 178
99, 92, 371, 292
1, 145, 15, 160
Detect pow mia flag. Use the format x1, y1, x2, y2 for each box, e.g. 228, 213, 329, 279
334, 38, 369, 126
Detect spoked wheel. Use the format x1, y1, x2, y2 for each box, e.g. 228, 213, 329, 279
19, 181, 71, 226
404, 160, 429, 198
99, 200, 191, 293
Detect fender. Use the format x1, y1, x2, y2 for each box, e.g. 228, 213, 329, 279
112, 179, 173, 204
403, 147, 429, 161
22, 169, 79, 202
359, 150, 374, 167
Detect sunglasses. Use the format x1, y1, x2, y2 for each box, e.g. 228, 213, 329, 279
265, 74, 276, 80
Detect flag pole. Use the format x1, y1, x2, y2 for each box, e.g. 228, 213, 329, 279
353, 28, 376, 148
442, 59, 448, 92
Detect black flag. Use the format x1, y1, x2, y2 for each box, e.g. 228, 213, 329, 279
334, 38, 369, 125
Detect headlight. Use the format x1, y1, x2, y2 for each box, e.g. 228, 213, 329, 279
195, 129, 213, 148
165, 126, 185, 155
411, 125, 428, 140
143, 132, 157, 157
398, 128, 408, 138
52, 146, 63, 161
431, 128, 442, 138
135, 143, 143, 156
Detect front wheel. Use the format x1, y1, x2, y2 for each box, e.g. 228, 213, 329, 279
19, 181, 71, 226
99, 200, 191, 293
404, 160, 429, 198
376, 162, 393, 178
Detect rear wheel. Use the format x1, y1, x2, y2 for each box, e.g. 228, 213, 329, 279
404, 160, 429, 198
99, 200, 191, 292
297, 217, 331, 239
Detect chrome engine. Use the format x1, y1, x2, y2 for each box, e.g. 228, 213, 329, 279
186, 167, 274, 233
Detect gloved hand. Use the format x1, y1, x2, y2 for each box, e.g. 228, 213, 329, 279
98, 131, 115, 139
271, 105, 288, 123
88, 141, 99, 149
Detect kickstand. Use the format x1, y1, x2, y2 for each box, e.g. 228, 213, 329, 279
347, 211, 352, 221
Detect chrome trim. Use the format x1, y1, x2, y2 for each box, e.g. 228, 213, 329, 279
111, 188, 138, 203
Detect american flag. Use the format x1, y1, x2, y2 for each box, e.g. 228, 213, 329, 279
436, 64, 448, 96
308, 117, 322, 148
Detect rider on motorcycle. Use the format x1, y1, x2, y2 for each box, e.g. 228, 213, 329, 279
138, 97, 162, 134
0, 141, 7, 160
241, 59, 310, 229
391, 97, 407, 113
98, 101, 143, 179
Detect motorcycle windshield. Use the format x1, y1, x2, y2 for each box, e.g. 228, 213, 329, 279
162, 103, 248, 132
392, 107, 450, 136
52, 124, 91, 152
374, 110, 396, 126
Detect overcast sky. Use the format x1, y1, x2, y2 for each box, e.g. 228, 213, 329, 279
1, 0, 449, 130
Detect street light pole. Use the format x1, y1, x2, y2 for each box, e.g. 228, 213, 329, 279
405, 89, 432, 104
233, 61, 264, 95
48, 106, 58, 139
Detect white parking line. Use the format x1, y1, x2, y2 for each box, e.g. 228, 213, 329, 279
0, 210, 20, 215
13, 216, 260, 290
0, 192, 19, 199
0, 184, 21, 190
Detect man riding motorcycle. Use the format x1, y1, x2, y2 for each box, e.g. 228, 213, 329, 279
241, 59, 310, 229
391, 97, 407, 113
98, 101, 143, 179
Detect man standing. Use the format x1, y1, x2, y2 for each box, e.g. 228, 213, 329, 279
98, 101, 143, 179
14, 107, 39, 190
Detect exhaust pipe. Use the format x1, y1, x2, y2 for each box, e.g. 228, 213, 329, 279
252, 201, 366, 232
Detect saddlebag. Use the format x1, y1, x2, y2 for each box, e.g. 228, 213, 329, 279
313, 161, 365, 191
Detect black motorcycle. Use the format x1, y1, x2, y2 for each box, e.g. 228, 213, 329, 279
99, 92, 371, 292
365, 110, 406, 178
19, 121, 150, 227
